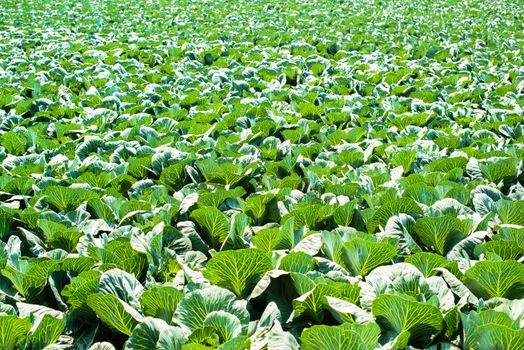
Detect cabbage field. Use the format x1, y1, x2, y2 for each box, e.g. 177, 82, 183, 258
0, 0, 523, 349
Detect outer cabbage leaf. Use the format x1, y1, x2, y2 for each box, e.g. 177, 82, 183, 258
301, 323, 380, 350
27, 314, 67, 350
412, 216, 466, 255
202, 311, 242, 343
190, 207, 230, 250
464, 261, 524, 299
405, 252, 449, 278
368, 198, 422, 233
125, 317, 186, 350
0, 315, 32, 350
87, 294, 143, 336
372, 294, 443, 346
140, 285, 184, 323
462, 309, 523, 350
342, 238, 396, 276
203, 248, 272, 298
61, 270, 101, 317
172, 286, 249, 333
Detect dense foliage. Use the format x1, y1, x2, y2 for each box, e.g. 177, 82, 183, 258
0, 0, 523, 349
